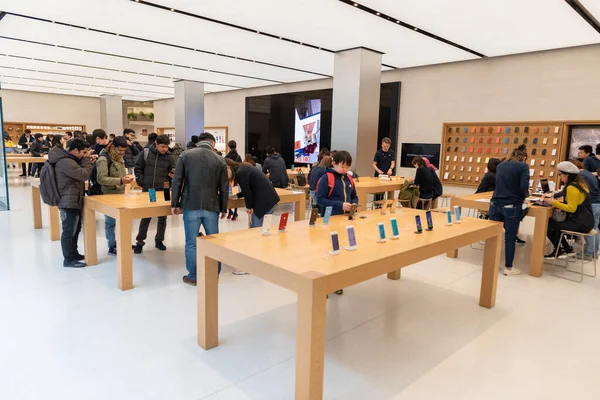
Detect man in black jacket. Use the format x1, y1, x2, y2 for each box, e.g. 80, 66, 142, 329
171, 132, 228, 286
262, 146, 289, 188
122, 128, 140, 169
92, 129, 110, 155
30, 133, 45, 177
18, 129, 34, 176
48, 139, 95, 268
133, 135, 176, 253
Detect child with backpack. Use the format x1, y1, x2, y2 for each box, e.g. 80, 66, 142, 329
315, 150, 358, 296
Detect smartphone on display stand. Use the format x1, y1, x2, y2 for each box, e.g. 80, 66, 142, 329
377, 222, 387, 243
346, 225, 357, 250
148, 188, 157, 203
278, 212, 289, 232
446, 210, 453, 226
163, 187, 171, 201
415, 215, 423, 234
330, 232, 341, 255
453, 206, 462, 224
323, 206, 333, 224
262, 214, 272, 236
309, 208, 319, 226
390, 217, 399, 239
425, 211, 434, 231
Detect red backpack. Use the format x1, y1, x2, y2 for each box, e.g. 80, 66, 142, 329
317, 171, 355, 198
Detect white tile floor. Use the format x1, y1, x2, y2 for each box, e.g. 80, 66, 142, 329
2, 173, 600, 399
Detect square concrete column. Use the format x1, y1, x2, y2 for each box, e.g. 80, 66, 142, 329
100, 95, 123, 136
174, 80, 204, 144
331, 47, 383, 177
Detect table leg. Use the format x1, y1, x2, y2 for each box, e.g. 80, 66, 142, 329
198, 255, 219, 350
387, 270, 401, 280
480, 232, 501, 309
32, 186, 42, 229
116, 212, 133, 290
49, 206, 60, 241
387, 190, 395, 201
295, 196, 306, 222
83, 205, 98, 266
446, 249, 458, 258
295, 282, 327, 400
529, 214, 549, 277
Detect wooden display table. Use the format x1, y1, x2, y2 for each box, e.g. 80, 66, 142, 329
83, 187, 307, 290
354, 176, 406, 211
6, 155, 47, 165
30, 178, 60, 241
450, 192, 553, 277
196, 208, 502, 399
228, 187, 306, 222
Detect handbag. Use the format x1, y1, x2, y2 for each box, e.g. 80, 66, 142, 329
552, 208, 567, 222
296, 170, 307, 187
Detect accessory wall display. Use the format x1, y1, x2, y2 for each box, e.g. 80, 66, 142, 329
441, 122, 568, 188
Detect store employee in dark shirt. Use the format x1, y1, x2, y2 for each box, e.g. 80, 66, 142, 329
372, 137, 395, 177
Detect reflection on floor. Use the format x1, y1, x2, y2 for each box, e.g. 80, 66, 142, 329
2, 172, 600, 400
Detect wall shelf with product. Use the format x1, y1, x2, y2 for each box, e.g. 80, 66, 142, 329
440, 121, 569, 188
3, 122, 86, 143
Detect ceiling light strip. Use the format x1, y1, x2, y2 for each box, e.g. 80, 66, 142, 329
338, 0, 486, 58
7, 12, 331, 78
0, 53, 243, 90
1, 81, 158, 99
0, 35, 283, 84
565, 0, 600, 34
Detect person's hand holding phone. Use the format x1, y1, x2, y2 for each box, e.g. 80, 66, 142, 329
121, 176, 134, 185
342, 202, 352, 212
171, 207, 182, 215
168, 169, 175, 179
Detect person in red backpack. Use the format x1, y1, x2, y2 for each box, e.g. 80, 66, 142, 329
316, 150, 358, 217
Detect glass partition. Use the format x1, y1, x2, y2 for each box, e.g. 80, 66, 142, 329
0, 93, 9, 211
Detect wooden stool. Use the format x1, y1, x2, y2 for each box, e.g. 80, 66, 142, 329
551, 229, 597, 282
416, 198, 432, 210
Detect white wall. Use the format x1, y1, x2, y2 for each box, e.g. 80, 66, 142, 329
153, 98, 175, 130
1, 89, 101, 131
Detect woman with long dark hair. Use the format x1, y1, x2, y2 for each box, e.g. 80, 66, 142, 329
542, 161, 594, 258
412, 156, 434, 199
489, 145, 529, 276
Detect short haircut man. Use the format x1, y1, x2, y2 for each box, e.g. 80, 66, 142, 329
198, 132, 216, 144
109, 134, 116, 141
266, 145, 276, 155
113, 136, 129, 148
92, 129, 107, 141
155, 134, 170, 146
147, 132, 158, 145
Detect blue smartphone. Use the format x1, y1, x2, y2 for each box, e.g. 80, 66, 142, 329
454, 206, 462, 223
390, 217, 399, 238
426, 211, 433, 231
378, 222, 386, 242
148, 188, 157, 203
415, 216, 423, 234
446, 210, 453, 225
330, 232, 340, 255
323, 206, 333, 224
346, 225, 357, 249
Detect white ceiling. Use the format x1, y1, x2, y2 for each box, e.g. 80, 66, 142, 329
0, 0, 598, 100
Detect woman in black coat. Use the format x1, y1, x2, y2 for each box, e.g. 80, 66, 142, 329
412, 156, 434, 199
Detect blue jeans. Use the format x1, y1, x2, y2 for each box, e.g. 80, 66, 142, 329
184, 209, 221, 280
251, 206, 276, 228
105, 216, 116, 249
585, 203, 600, 256
489, 201, 522, 268
309, 190, 316, 207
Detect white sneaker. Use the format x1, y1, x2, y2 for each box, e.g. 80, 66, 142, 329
232, 268, 249, 275
503, 267, 521, 276
558, 251, 575, 260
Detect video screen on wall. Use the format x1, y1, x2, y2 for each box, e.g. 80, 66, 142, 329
400, 143, 441, 168
568, 126, 600, 158
294, 99, 321, 164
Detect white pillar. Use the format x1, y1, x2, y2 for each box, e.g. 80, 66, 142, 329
174, 80, 204, 144
100, 95, 123, 135
331, 47, 382, 177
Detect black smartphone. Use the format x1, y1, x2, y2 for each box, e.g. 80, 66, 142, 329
540, 179, 550, 193
415, 215, 423, 234
309, 208, 319, 226
163, 187, 171, 201
348, 204, 358, 220
425, 211, 433, 230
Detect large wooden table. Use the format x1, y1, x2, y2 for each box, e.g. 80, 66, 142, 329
354, 176, 406, 211
83, 187, 307, 290
229, 187, 306, 222
196, 208, 502, 399
6, 155, 47, 165
30, 178, 60, 241
450, 191, 553, 277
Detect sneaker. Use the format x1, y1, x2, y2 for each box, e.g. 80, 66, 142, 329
64, 260, 87, 268
335, 289, 344, 295
515, 236, 526, 244
558, 250, 575, 260
183, 275, 197, 286
74, 253, 85, 261
503, 267, 521, 276
232, 268, 248, 275
133, 243, 143, 254
544, 249, 563, 259
155, 241, 167, 251
19, 174, 27, 177
108, 247, 117, 256
231, 216, 238, 221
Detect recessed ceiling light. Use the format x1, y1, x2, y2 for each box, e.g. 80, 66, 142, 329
396, 20, 400, 23
170, 8, 174, 11
376, 12, 380, 16
354, 3, 358, 6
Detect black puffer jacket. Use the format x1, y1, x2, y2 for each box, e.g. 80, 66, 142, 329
262, 153, 289, 188
30, 140, 44, 157
124, 143, 140, 169
134, 145, 176, 191
236, 164, 280, 219
48, 147, 92, 209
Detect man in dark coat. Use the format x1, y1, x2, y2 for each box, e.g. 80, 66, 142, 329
122, 128, 140, 169
133, 135, 176, 253
48, 139, 94, 268
18, 129, 34, 176
262, 146, 289, 188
